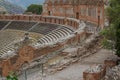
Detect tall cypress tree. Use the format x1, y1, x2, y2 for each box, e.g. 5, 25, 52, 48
116, 22, 120, 57
101, 0, 120, 56
109, 0, 120, 57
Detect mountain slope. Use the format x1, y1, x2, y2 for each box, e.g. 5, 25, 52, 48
6, 0, 44, 8
0, 6, 8, 14
0, 0, 25, 14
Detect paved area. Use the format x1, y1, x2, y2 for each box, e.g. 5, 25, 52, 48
20, 49, 117, 80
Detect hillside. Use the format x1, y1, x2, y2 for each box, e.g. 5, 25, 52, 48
6, 0, 44, 8
0, 6, 8, 14
0, 0, 25, 14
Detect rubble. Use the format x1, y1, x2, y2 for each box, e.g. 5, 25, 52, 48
44, 34, 102, 75
103, 65, 120, 80
85, 64, 104, 73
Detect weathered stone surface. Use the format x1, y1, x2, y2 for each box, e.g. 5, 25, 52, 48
83, 64, 105, 80
85, 64, 104, 73
104, 59, 117, 69
103, 65, 120, 80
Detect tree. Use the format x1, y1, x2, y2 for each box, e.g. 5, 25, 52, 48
25, 4, 43, 14
100, 25, 116, 50
6, 72, 18, 80
101, 0, 120, 56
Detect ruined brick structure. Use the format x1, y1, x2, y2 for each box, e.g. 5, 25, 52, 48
0, 0, 105, 77
42, 0, 105, 28
0, 14, 86, 76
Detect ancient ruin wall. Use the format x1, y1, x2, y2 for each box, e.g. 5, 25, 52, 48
0, 14, 88, 76
0, 31, 86, 76
0, 15, 79, 30
42, 0, 105, 28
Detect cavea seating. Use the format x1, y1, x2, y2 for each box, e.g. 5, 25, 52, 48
30, 23, 60, 35
0, 21, 9, 30
6, 21, 36, 31
36, 26, 74, 46
0, 31, 18, 57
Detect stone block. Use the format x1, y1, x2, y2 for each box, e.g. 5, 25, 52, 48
104, 60, 117, 69
83, 65, 106, 80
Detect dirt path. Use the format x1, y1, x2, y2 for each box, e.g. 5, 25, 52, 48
43, 49, 117, 80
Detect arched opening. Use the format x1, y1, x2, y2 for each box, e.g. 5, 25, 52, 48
48, 11, 51, 15
76, 12, 79, 19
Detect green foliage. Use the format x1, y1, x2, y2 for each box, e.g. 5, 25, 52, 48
100, 24, 116, 40
101, 0, 120, 57
101, 39, 113, 50
25, 4, 43, 14
6, 72, 18, 80
106, 0, 120, 23
100, 25, 116, 50
116, 24, 120, 57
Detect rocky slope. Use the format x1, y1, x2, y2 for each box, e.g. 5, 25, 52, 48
0, 6, 7, 13
6, 0, 44, 8
0, 0, 25, 14
102, 65, 120, 80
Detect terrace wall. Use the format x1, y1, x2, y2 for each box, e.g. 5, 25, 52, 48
0, 15, 79, 30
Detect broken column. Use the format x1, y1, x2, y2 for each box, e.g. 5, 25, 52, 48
104, 58, 117, 69
83, 64, 106, 80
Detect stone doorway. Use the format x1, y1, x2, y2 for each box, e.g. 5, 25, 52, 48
76, 12, 79, 19
48, 11, 51, 16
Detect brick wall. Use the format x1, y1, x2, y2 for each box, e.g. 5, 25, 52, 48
42, 0, 105, 28
0, 15, 79, 30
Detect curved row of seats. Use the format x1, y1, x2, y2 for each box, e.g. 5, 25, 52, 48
0, 21, 63, 59
6, 21, 36, 31
0, 29, 44, 59
30, 23, 60, 35
0, 31, 18, 50
0, 21, 9, 30
0, 30, 23, 58
33, 26, 75, 47
85, 22, 99, 33
0, 21, 96, 34
0, 43, 15, 59
0, 21, 61, 35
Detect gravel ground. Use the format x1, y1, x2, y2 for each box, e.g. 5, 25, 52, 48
19, 49, 117, 80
